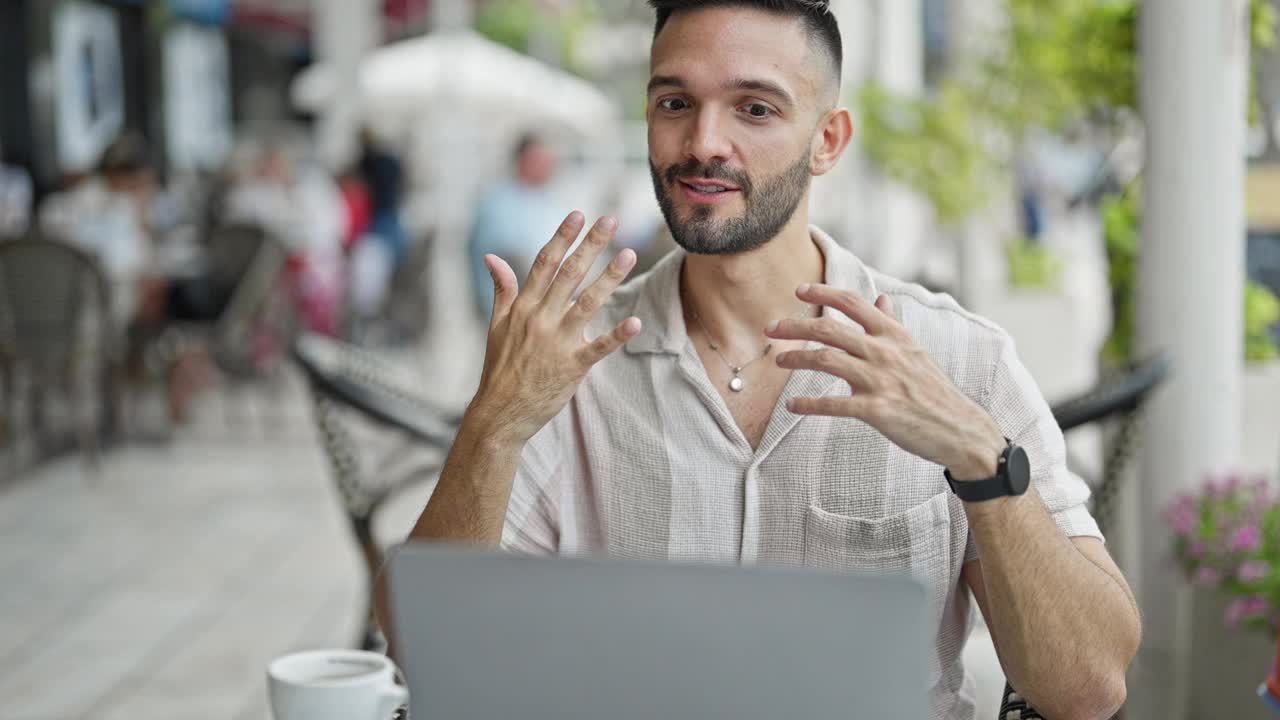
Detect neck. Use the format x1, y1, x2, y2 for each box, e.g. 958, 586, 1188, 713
681, 211, 824, 352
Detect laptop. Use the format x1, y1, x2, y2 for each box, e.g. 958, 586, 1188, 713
388, 543, 929, 719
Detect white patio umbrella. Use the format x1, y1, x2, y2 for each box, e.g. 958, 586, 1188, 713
291, 29, 620, 138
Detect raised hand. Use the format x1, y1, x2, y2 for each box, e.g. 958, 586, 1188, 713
765, 284, 1006, 481
470, 211, 642, 445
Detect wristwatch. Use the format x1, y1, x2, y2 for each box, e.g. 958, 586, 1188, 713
945, 439, 1031, 502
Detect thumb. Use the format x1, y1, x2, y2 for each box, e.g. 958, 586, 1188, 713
874, 293, 895, 317
486, 255, 519, 319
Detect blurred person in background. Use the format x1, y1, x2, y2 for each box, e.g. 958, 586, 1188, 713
40, 132, 158, 328
337, 166, 372, 255
390, 1, 1139, 718
345, 129, 403, 329
468, 132, 566, 317
39, 132, 215, 422
359, 128, 406, 263
0, 142, 32, 238
223, 139, 346, 336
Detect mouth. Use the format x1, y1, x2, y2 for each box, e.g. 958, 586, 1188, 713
677, 177, 742, 205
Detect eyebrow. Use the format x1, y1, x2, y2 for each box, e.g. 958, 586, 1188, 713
727, 78, 796, 109
646, 75, 797, 109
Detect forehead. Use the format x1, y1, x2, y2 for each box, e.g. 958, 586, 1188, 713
650, 6, 819, 102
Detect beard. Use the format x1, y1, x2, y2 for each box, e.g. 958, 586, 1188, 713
649, 151, 812, 256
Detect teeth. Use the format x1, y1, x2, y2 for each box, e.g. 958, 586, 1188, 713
692, 185, 726, 193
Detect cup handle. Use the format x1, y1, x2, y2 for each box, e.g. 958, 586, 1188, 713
377, 680, 410, 719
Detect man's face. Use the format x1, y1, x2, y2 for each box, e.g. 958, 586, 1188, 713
647, 6, 827, 256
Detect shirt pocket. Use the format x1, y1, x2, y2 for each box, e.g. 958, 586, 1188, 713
803, 491, 953, 624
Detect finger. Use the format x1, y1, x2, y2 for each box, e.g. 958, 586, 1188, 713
873, 294, 911, 341
545, 216, 619, 310
776, 348, 877, 391
788, 394, 880, 417
795, 284, 891, 336
766, 317, 870, 357
485, 254, 519, 320
523, 211, 586, 300
577, 316, 642, 367
569, 248, 637, 327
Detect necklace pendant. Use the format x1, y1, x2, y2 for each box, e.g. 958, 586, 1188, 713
729, 375, 746, 392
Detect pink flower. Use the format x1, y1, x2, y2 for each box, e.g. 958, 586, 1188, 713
1238, 560, 1270, 583
1189, 541, 1207, 558
1206, 479, 1224, 496
1226, 596, 1273, 628
1168, 508, 1197, 537
1229, 525, 1262, 553
1226, 475, 1243, 493
1196, 566, 1222, 586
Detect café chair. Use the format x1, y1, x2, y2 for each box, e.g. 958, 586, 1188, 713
293, 333, 460, 650
0, 235, 117, 469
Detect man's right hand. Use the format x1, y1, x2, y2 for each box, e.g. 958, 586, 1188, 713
468, 211, 641, 445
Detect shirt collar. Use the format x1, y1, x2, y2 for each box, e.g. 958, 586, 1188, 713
624, 225, 881, 356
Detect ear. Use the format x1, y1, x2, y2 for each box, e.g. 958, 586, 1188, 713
809, 107, 854, 177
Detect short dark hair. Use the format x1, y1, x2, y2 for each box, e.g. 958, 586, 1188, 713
650, 0, 842, 90
98, 131, 150, 176
513, 132, 543, 162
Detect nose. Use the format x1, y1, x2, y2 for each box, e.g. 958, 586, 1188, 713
683, 107, 733, 166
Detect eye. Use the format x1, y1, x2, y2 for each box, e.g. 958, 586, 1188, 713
741, 103, 774, 119
658, 98, 690, 112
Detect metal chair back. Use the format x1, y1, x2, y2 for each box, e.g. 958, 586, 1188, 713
0, 236, 110, 372
1050, 353, 1173, 536
0, 235, 114, 466
293, 333, 458, 649
204, 224, 291, 378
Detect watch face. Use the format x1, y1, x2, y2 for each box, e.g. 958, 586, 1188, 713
1007, 445, 1031, 495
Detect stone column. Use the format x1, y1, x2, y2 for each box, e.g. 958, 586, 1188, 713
1131, 1, 1251, 717
312, 0, 381, 171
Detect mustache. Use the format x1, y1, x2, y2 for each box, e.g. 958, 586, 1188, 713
661, 160, 752, 195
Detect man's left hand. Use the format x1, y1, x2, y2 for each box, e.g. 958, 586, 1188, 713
767, 284, 1006, 482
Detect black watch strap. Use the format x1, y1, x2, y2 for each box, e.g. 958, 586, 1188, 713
946, 472, 1012, 502
945, 439, 1030, 502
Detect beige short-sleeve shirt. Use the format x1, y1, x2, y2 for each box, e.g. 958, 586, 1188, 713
501, 227, 1102, 720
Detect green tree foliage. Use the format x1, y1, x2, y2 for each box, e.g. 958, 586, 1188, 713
1246, 281, 1280, 363
475, 0, 596, 74
1100, 188, 1139, 363
860, 0, 1280, 364
857, 83, 993, 226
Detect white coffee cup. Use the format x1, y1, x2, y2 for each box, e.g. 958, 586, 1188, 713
267, 649, 408, 720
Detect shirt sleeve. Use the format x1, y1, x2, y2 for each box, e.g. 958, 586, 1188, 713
499, 420, 563, 555
963, 329, 1103, 563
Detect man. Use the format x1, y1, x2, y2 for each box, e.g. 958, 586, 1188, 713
468, 132, 566, 316
0, 142, 31, 238
40, 132, 156, 326
385, 2, 1141, 718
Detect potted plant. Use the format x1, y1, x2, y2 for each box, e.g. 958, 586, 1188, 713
1166, 475, 1280, 711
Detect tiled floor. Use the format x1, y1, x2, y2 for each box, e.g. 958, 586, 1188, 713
0, 379, 369, 719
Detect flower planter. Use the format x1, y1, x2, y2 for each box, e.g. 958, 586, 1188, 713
1191, 588, 1278, 718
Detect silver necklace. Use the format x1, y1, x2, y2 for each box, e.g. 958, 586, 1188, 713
688, 309, 773, 393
